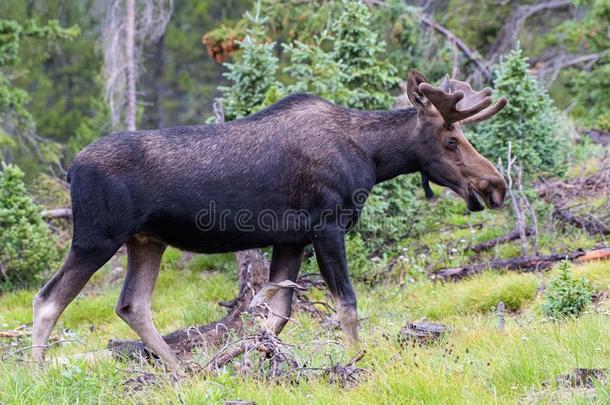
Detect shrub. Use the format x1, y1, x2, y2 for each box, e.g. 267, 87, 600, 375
0, 164, 58, 289
358, 174, 425, 251
470, 49, 565, 177
330, 0, 399, 110
541, 261, 593, 319
219, 8, 281, 120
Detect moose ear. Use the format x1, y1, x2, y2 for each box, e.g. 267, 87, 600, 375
406, 69, 431, 111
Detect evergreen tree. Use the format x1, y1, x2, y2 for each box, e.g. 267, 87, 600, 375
0, 16, 78, 170
0, 164, 58, 289
470, 49, 565, 177
220, 5, 281, 120
283, 35, 351, 104
330, 0, 399, 110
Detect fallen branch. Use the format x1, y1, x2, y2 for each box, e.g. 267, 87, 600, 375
0, 325, 30, 339
553, 207, 610, 236
469, 227, 533, 253
41, 208, 72, 220
582, 128, 610, 146
574, 247, 610, 264
430, 247, 610, 281
537, 157, 610, 236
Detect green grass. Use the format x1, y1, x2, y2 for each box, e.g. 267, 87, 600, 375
0, 257, 608, 404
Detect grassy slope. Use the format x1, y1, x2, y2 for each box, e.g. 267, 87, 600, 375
0, 253, 608, 404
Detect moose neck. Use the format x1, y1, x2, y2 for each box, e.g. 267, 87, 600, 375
348, 108, 422, 184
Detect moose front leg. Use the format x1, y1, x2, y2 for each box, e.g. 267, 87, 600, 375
313, 228, 358, 341
267, 245, 305, 334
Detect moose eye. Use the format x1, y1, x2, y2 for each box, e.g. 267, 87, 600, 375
447, 136, 458, 150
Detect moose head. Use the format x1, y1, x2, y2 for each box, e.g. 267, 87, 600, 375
406, 69, 508, 211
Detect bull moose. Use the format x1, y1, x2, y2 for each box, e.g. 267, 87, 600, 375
33, 70, 508, 371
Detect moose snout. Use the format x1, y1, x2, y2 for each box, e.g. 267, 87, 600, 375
477, 178, 506, 209
487, 182, 506, 209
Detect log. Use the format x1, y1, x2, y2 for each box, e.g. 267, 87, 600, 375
573, 247, 610, 264
469, 227, 533, 253
398, 322, 446, 345
430, 247, 610, 281
553, 208, 610, 236
583, 128, 610, 146
41, 208, 72, 220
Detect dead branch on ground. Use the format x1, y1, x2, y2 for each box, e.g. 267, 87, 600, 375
582, 129, 610, 146
469, 227, 533, 253
537, 157, 610, 235
430, 246, 610, 281
41, 208, 72, 220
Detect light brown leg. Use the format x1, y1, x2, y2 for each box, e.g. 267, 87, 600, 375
33, 244, 119, 365
267, 245, 304, 334
115, 237, 179, 371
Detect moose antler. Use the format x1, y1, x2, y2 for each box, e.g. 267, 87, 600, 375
460, 96, 508, 125
419, 75, 507, 126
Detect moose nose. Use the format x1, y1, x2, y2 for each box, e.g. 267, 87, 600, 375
489, 187, 505, 209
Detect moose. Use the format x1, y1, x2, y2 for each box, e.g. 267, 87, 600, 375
33, 70, 507, 371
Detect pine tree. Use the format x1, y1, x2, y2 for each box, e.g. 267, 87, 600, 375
470, 49, 565, 177
0, 164, 58, 289
220, 5, 281, 120
330, 0, 399, 110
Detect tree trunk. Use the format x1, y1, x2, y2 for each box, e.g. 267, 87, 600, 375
154, 34, 166, 128
125, 0, 136, 131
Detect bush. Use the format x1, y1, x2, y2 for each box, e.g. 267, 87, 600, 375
0, 164, 58, 289
470, 49, 566, 177
541, 261, 593, 319
329, 0, 399, 110
219, 8, 281, 120
358, 174, 425, 251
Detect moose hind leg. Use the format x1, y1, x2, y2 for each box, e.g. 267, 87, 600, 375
33, 243, 120, 365
267, 245, 304, 334
115, 237, 179, 371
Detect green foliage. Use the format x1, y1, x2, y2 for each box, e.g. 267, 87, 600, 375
541, 261, 593, 320
0, 164, 58, 289
220, 8, 281, 120
282, 36, 351, 102
66, 97, 110, 161
569, 62, 610, 128
470, 49, 565, 177
541, 0, 610, 128
0, 14, 79, 165
358, 175, 424, 251
222, 1, 401, 116
329, 0, 399, 110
